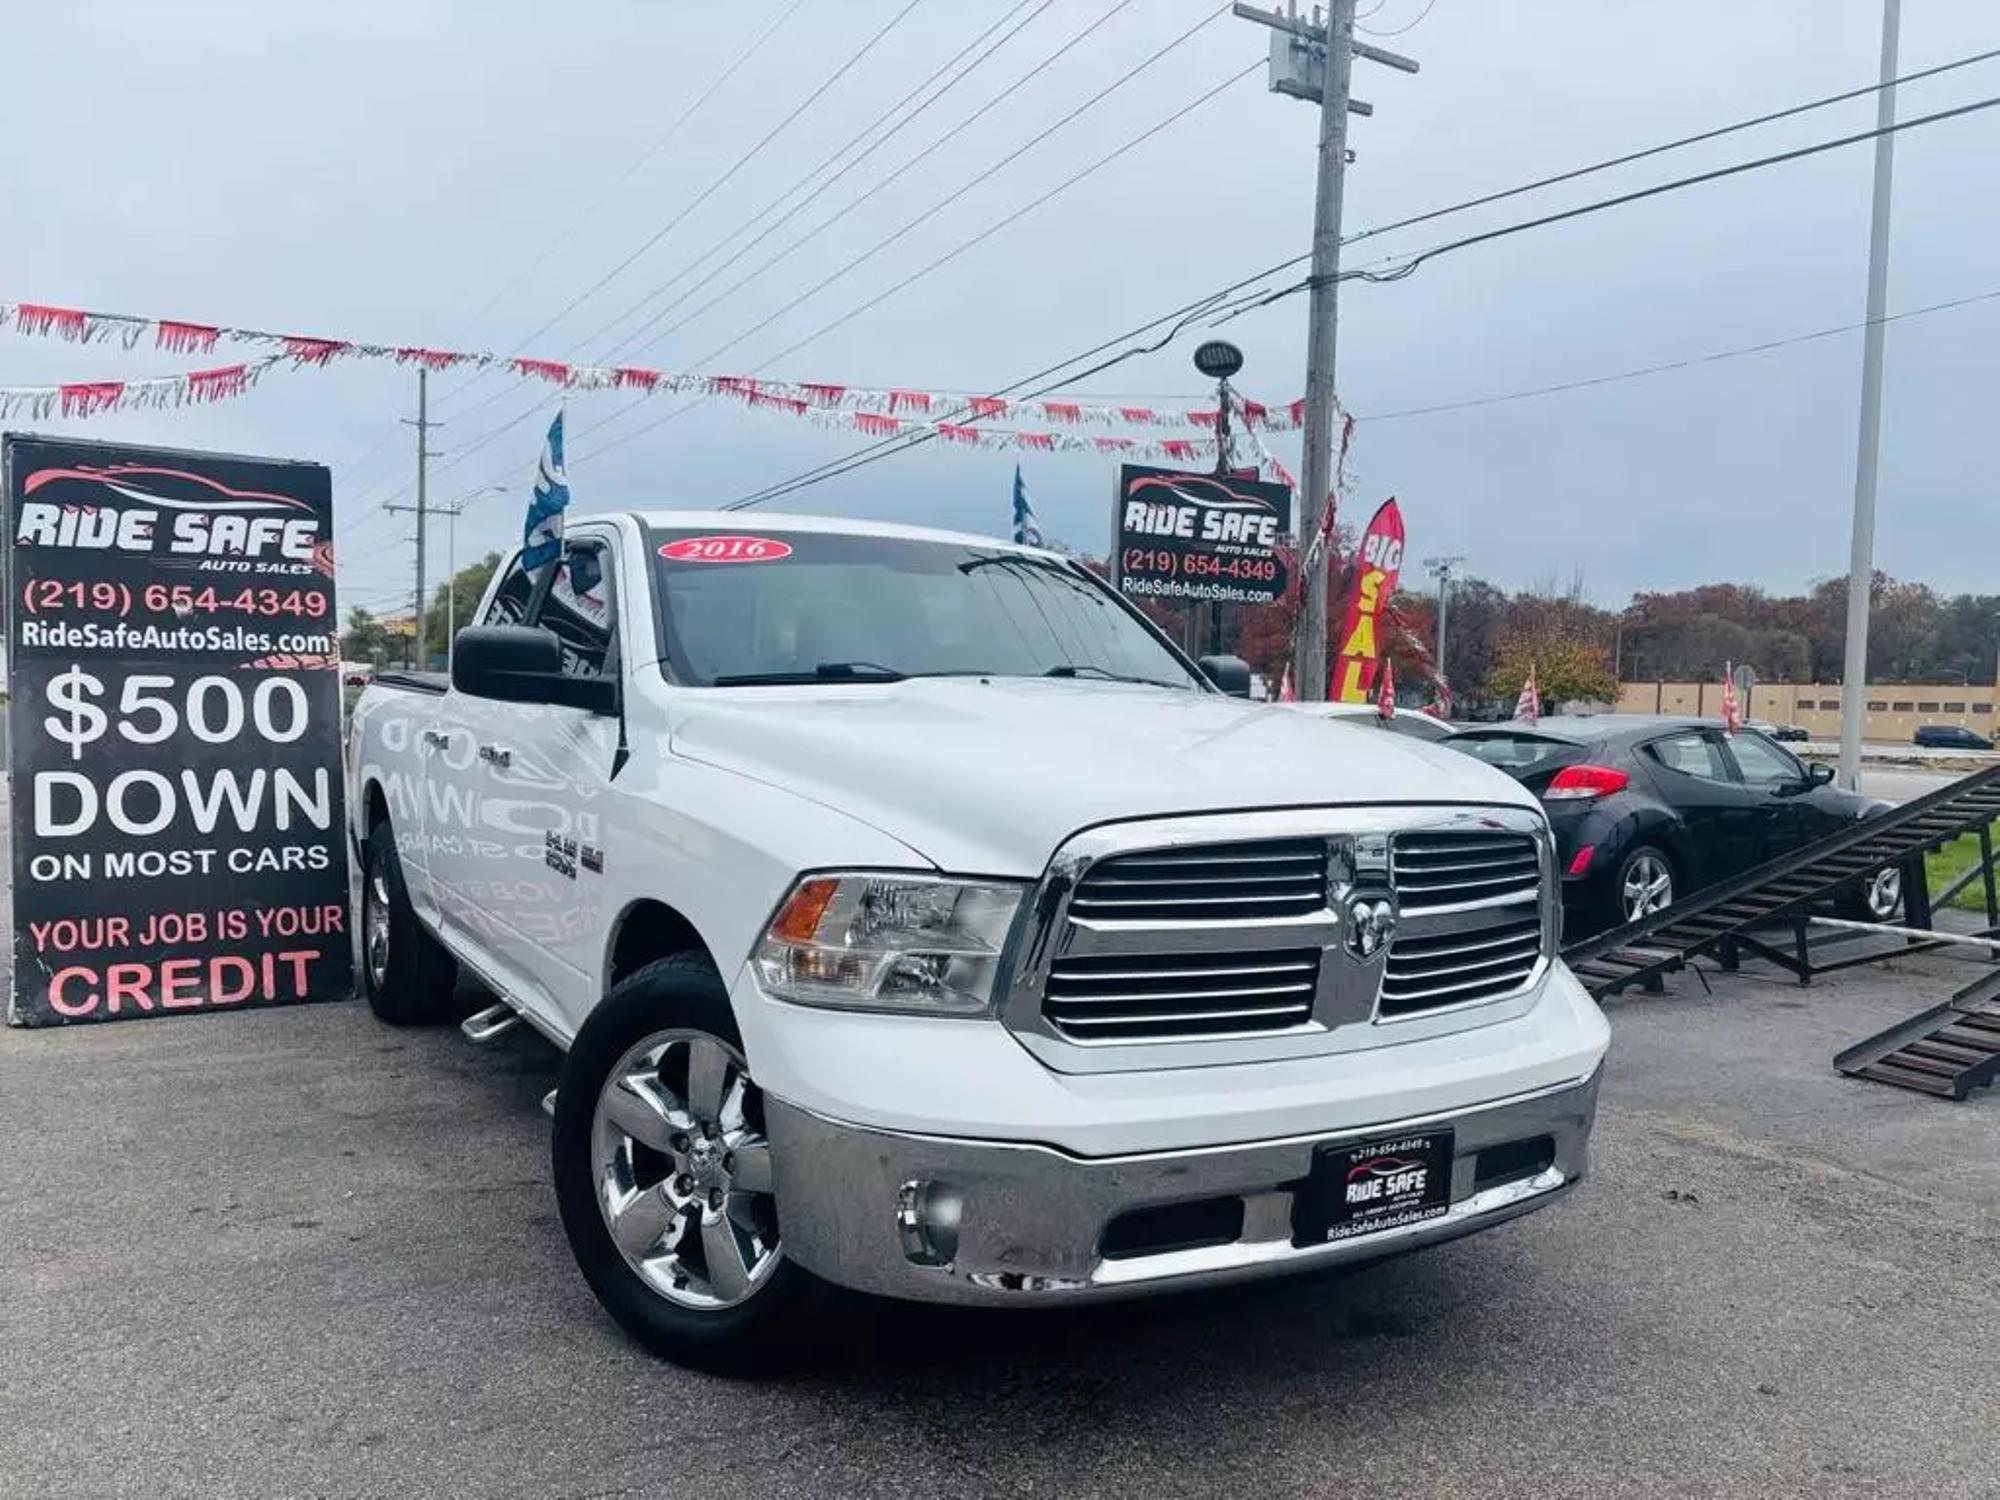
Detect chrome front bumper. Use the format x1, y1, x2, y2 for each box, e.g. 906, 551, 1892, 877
766, 1068, 1600, 1305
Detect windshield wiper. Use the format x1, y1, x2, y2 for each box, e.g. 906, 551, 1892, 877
712, 661, 908, 686
1043, 664, 1187, 690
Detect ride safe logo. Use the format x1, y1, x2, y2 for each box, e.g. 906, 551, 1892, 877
14, 463, 323, 562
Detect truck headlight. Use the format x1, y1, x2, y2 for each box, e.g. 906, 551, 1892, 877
753, 874, 1025, 1016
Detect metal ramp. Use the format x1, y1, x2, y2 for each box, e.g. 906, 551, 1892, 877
1561, 763, 2000, 1001
1833, 967, 2000, 1100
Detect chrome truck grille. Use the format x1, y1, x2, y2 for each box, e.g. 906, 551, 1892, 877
1003, 807, 1556, 1071
1381, 832, 1543, 1016
1067, 840, 1330, 922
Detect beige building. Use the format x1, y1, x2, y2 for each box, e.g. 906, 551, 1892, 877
1616, 680, 1998, 742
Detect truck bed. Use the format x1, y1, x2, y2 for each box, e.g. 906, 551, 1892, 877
369, 670, 449, 696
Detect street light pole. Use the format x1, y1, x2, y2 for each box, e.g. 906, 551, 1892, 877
1837, 0, 1901, 789
1423, 553, 1464, 699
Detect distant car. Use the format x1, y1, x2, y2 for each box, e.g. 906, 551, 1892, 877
1447, 715, 1897, 934
1914, 724, 1993, 750
1744, 719, 1806, 742
1288, 700, 1455, 742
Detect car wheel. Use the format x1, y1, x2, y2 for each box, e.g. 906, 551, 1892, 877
552, 954, 806, 1372
1614, 845, 1676, 924
1838, 865, 1903, 923
360, 818, 459, 1024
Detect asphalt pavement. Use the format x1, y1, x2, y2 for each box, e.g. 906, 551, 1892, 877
3, 872, 1998, 1496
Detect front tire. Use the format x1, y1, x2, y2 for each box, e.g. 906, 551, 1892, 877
360, 818, 459, 1024
551, 954, 805, 1372
1837, 864, 1904, 923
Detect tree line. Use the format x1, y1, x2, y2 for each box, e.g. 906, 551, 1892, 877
339, 544, 1998, 717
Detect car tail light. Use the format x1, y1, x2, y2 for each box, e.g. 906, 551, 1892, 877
1544, 764, 1630, 801
1567, 844, 1596, 876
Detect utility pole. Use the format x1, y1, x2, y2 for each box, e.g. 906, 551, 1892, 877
1838, 0, 1900, 789
384, 499, 467, 670
1424, 553, 1464, 695
1234, 2, 1416, 700
398, 370, 432, 669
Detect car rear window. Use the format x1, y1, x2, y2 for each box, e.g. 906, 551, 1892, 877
1448, 732, 1576, 768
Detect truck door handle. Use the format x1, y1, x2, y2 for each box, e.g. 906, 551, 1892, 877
478, 743, 513, 768
421, 729, 449, 750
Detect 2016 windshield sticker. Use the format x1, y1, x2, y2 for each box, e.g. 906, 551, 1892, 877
658, 535, 793, 564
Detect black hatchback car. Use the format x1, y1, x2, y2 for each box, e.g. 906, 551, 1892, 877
1446, 715, 1896, 934
1914, 724, 1993, 750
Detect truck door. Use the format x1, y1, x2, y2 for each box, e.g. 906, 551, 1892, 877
472, 534, 624, 1029
423, 551, 564, 1016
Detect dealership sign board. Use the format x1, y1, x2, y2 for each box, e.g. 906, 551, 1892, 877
3, 435, 351, 1026
1114, 464, 1292, 606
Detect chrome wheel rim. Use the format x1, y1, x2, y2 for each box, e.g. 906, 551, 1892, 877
591, 1030, 780, 1311
363, 865, 393, 992
1864, 866, 1902, 920
1622, 852, 1674, 921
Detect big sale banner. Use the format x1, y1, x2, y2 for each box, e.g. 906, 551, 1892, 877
3, 435, 351, 1026
1332, 498, 1406, 703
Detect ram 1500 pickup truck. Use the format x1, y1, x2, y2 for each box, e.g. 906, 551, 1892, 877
349, 511, 1609, 1369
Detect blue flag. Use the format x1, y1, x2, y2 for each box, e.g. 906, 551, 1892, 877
1011, 464, 1043, 547
521, 410, 570, 572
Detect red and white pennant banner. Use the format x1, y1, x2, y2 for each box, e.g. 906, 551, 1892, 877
0, 358, 277, 422
0, 351, 1226, 466
793, 404, 1225, 465
0, 299, 1317, 432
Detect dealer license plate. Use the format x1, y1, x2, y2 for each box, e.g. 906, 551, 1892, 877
1294, 1130, 1455, 1245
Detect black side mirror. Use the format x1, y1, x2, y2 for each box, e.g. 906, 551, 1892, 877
452, 624, 618, 714
1806, 761, 1836, 788
1196, 653, 1253, 697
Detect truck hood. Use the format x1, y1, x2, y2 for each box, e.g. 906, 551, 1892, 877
666, 678, 1538, 877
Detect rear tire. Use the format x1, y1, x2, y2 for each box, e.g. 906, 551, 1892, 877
1611, 844, 1676, 926
552, 954, 808, 1373
360, 818, 459, 1025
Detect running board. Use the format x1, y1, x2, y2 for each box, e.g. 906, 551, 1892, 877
460, 1003, 521, 1044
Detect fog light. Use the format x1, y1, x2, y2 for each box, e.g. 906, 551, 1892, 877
895, 1180, 963, 1268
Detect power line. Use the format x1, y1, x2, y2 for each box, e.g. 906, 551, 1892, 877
1222, 87, 2000, 319
712, 45, 2000, 507
447, 0, 812, 349
600, 0, 1145, 365
575, 59, 1261, 475
1359, 285, 2000, 420
1359, 0, 1437, 38
381, 0, 972, 488
572, 0, 1061, 364
362, 43, 2000, 518
416, 1, 1228, 502
324, 5, 808, 488
457, 0, 927, 392
666, 1, 1235, 371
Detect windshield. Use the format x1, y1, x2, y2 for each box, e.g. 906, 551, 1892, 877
647, 527, 1205, 690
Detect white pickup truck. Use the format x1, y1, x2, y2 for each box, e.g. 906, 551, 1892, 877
349, 510, 1609, 1369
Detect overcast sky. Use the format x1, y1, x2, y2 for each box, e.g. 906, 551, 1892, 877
3, 0, 1995, 619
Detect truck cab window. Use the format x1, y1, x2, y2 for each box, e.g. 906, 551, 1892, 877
537, 540, 616, 679
483, 555, 534, 626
